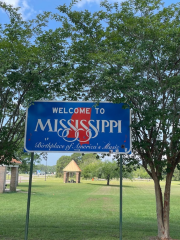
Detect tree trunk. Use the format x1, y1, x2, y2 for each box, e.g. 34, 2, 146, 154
153, 173, 173, 240
107, 177, 110, 185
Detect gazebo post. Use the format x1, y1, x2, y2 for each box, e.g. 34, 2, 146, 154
76, 172, 80, 183
0, 166, 6, 193
79, 172, 81, 183
10, 166, 18, 192
63, 171, 67, 183
67, 172, 69, 182
16, 169, 19, 186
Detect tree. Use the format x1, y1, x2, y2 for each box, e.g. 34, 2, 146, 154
172, 167, 180, 181
80, 154, 101, 179
0, 2, 70, 163
35, 164, 56, 174
70, 153, 83, 165
99, 160, 119, 185
133, 166, 151, 179
57, 1, 180, 239
56, 155, 71, 177
81, 161, 98, 179
15, 139, 41, 173
82, 160, 119, 185
79, 153, 99, 170
18, 154, 41, 173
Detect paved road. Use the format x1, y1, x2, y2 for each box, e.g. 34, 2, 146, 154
6, 176, 30, 184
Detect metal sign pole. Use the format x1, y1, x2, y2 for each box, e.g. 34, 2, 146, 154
120, 154, 123, 240
25, 152, 34, 240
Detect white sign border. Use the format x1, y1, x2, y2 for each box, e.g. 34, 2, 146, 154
24, 101, 132, 154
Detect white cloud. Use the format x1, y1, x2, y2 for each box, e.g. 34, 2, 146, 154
2, 0, 20, 7
76, 0, 101, 7
2, 0, 36, 19
76, 0, 122, 8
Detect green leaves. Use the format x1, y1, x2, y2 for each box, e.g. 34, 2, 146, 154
1, 0, 180, 183
177, 164, 180, 171
0, 2, 70, 162
54, 0, 180, 182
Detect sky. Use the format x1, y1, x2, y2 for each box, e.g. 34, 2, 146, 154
0, 0, 179, 165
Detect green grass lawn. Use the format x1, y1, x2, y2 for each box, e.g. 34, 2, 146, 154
0, 178, 179, 240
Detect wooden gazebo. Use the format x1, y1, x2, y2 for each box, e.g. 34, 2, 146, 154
63, 160, 81, 184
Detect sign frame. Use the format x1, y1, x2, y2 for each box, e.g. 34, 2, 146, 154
24, 101, 131, 154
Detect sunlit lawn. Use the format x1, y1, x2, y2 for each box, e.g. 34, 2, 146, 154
0, 177, 179, 240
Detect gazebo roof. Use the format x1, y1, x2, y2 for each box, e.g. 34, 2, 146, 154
63, 160, 81, 172
11, 158, 22, 165
0, 156, 22, 165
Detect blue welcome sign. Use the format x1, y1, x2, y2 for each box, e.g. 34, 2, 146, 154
24, 101, 131, 154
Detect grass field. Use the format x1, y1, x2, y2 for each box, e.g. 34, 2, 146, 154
0, 177, 179, 240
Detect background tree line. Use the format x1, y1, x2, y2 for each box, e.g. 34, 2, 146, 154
56, 153, 180, 183
56, 153, 120, 185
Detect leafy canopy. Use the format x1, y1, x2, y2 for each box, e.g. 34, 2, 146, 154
0, 2, 70, 163
57, 0, 180, 181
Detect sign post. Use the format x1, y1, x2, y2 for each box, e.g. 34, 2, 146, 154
24, 101, 131, 240
120, 154, 123, 240
25, 152, 34, 240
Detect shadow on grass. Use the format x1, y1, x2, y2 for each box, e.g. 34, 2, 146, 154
0, 215, 173, 240
18, 184, 48, 188
86, 183, 134, 188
